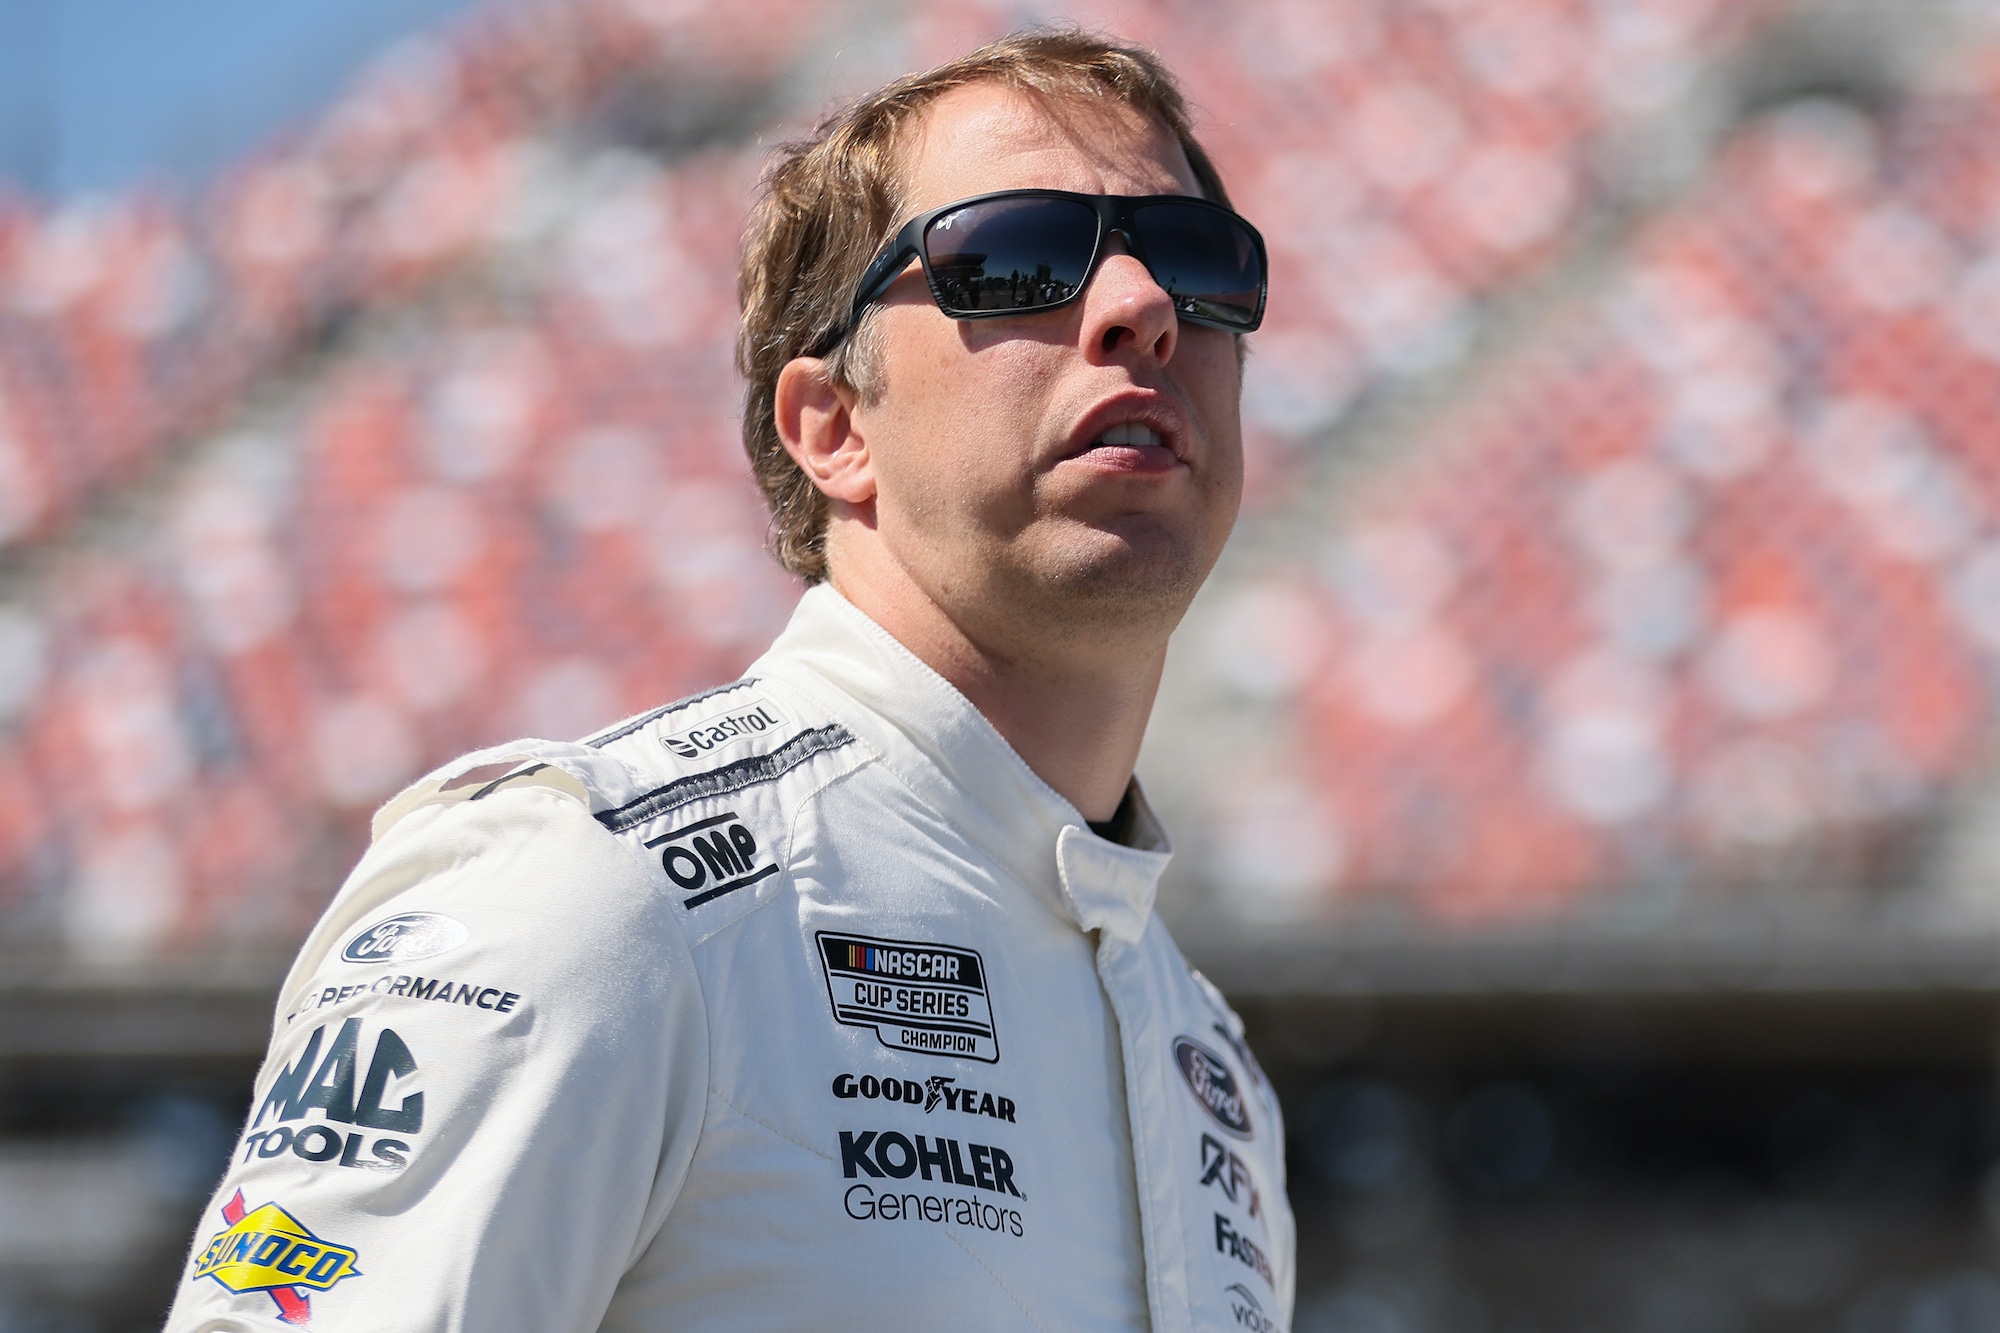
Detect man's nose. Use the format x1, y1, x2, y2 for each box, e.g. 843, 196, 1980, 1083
1079, 235, 1178, 365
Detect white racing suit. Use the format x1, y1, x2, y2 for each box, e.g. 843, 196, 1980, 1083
166, 583, 1295, 1331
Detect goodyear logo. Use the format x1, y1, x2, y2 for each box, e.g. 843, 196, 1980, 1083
192, 1191, 358, 1321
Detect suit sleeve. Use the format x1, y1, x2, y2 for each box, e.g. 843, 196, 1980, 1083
163, 781, 709, 1332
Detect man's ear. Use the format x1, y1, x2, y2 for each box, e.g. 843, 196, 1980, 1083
775, 357, 875, 505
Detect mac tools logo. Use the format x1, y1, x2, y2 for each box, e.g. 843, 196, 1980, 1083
1174, 1036, 1252, 1138
818, 932, 999, 1063
243, 1017, 425, 1174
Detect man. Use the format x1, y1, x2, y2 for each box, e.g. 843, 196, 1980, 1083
168, 27, 1293, 1332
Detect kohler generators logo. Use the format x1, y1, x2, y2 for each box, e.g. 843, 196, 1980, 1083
1174, 1035, 1253, 1138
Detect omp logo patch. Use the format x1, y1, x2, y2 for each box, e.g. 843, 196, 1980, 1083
818, 932, 999, 1063
1175, 1036, 1253, 1139
340, 912, 467, 965
660, 697, 792, 760
646, 811, 779, 908
191, 1190, 358, 1324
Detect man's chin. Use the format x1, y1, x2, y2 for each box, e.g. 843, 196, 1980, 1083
1025, 527, 1215, 625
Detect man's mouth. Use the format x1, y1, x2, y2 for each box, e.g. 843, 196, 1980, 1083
1069, 420, 1179, 470
1095, 422, 1162, 450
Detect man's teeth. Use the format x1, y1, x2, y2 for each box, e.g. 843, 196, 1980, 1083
1096, 423, 1161, 448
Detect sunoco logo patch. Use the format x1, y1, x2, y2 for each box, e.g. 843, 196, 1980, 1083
341, 912, 467, 965
818, 931, 999, 1063
1174, 1035, 1253, 1138
191, 1190, 359, 1323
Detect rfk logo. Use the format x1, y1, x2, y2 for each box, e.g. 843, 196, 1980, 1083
1201, 1133, 1262, 1219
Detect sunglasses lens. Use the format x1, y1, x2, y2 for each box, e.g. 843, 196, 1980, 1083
924, 196, 1101, 314
1133, 202, 1264, 329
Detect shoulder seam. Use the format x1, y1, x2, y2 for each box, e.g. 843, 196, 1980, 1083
584, 678, 763, 749
593, 723, 857, 834
467, 762, 550, 801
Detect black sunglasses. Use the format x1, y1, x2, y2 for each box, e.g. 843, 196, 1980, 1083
832, 189, 1268, 346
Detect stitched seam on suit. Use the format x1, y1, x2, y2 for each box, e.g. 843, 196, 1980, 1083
939, 1227, 1049, 1330
706, 1088, 831, 1162
594, 725, 856, 833
584, 678, 763, 749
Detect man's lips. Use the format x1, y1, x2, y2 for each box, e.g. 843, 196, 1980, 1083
1066, 434, 1180, 473
1060, 400, 1188, 472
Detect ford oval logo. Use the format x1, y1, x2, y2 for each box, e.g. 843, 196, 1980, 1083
340, 912, 468, 965
1173, 1035, 1252, 1139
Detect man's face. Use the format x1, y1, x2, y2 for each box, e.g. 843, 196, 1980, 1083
840, 82, 1245, 647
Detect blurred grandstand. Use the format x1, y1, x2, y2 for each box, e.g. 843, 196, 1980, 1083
8, 0, 2000, 1327
0, 0, 1819, 963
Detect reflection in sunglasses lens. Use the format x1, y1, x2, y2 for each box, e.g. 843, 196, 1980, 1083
926, 197, 1098, 313
917, 196, 1263, 328
1135, 203, 1262, 327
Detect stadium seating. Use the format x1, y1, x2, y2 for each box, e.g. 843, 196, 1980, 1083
1196, 74, 2000, 919
0, 0, 1892, 952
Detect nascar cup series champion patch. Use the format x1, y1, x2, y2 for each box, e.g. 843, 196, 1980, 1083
817, 931, 999, 1063
191, 1190, 360, 1325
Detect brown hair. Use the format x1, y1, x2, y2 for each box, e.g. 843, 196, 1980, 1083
736, 26, 1232, 582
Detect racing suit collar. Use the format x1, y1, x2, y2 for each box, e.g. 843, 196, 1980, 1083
751, 583, 1170, 943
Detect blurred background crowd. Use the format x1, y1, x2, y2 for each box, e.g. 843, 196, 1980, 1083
5, 0, 2000, 1328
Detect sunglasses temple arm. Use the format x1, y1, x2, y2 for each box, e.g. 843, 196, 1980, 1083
844, 241, 921, 330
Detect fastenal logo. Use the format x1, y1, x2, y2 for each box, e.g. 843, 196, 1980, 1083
1174, 1036, 1253, 1138
661, 698, 790, 760
340, 912, 467, 965
818, 931, 999, 1063
1215, 1213, 1275, 1288
190, 1190, 359, 1324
